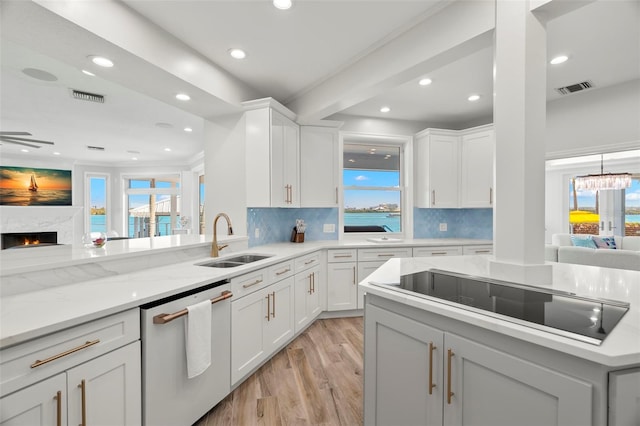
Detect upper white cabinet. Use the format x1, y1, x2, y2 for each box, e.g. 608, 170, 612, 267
300, 125, 340, 207
414, 129, 459, 208
460, 126, 494, 208
245, 99, 300, 207
415, 125, 494, 209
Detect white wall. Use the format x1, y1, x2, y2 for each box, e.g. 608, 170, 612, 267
204, 114, 247, 237
546, 79, 640, 157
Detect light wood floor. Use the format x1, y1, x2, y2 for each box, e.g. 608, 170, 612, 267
195, 316, 364, 426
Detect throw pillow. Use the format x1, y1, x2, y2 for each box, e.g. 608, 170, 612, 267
592, 236, 617, 249
570, 235, 597, 248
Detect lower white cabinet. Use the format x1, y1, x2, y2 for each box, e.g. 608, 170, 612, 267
609, 368, 640, 426
294, 264, 322, 332
1, 342, 141, 426
462, 244, 493, 255
231, 275, 294, 385
327, 262, 358, 311
413, 246, 463, 257
357, 261, 386, 309
364, 303, 593, 426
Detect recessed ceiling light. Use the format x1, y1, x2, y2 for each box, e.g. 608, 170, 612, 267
550, 55, 569, 65
90, 56, 114, 68
348, 159, 355, 163
175, 93, 190, 101
273, 0, 292, 10
184, 127, 193, 132
81, 69, 95, 76
132, 157, 138, 161
380, 106, 391, 113
468, 94, 481, 102
21, 149, 29, 153
164, 148, 172, 152
228, 48, 247, 59
418, 78, 432, 86
53, 152, 61, 156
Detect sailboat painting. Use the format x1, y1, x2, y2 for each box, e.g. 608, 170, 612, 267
0, 166, 71, 206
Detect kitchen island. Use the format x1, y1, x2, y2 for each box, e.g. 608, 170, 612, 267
359, 256, 640, 426
0, 235, 491, 425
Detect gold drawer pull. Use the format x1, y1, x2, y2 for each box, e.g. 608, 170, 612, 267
429, 342, 436, 395
54, 391, 62, 426
275, 268, 291, 276
79, 379, 87, 426
153, 291, 233, 324
304, 259, 316, 265
243, 279, 263, 288
474, 250, 491, 254
432, 252, 447, 256
31, 339, 100, 368
333, 254, 353, 258
377, 253, 396, 257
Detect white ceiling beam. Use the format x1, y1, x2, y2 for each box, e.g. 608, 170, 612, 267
286, 0, 496, 123
32, 0, 261, 111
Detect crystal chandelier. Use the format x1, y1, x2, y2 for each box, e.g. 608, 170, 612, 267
574, 155, 632, 191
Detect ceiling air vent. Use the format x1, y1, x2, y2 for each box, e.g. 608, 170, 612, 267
555, 80, 594, 95
87, 145, 105, 151
71, 89, 105, 103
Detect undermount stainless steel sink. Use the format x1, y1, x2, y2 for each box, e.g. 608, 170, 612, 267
196, 254, 273, 268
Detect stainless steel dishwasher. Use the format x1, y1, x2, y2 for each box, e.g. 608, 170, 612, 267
141, 280, 231, 426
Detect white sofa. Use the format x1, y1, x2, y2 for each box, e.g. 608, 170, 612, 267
545, 233, 640, 271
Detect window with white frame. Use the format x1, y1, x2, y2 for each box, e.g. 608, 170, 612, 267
85, 173, 109, 234
343, 142, 403, 234
124, 175, 181, 238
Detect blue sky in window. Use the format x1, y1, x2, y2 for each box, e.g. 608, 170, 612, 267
343, 170, 400, 209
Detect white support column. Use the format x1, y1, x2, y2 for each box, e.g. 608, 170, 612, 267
490, 0, 552, 284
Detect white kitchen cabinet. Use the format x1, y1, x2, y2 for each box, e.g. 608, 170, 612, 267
414, 129, 459, 208
300, 125, 339, 207
231, 273, 294, 385
327, 262, 358, 311
357, 261, 385, 309
609, 368, 640, 426
245, 99, 300, 207
364, 301, 593, 426
1, 373, 66, 426
0, 309, 141, 426
67, 342, 141, 426
294, 264, 322, 333
462, 244, 493, 255
460, 126, 494, 208
413, 246, 463, 257
1, 343, 141, 426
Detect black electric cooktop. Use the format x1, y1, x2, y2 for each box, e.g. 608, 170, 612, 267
370, 269, 629, 345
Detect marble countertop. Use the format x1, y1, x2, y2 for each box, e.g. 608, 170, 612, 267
359, 256, 640, 367
0, 237, 490, 348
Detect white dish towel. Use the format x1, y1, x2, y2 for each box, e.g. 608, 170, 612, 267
184, 299, 212, 379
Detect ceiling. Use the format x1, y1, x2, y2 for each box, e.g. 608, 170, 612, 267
0, 0, 638, 164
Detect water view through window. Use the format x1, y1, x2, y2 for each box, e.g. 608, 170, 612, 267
343, 144, 402, 233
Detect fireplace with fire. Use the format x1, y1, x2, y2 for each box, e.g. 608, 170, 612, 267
1, 232, 59, 249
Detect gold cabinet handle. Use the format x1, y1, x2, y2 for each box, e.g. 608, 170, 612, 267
271, 291, 276, 318
429, 342, 436, 395
432, 190, 436, 206
489, 187, 493, 204
335, 187, 338, 204
311, 272, 315, 293
308, 273, 313, 294
265, 293, 271, 321
447, 349, 455, 404
31, 339, 100, 368
153, 291, 233, 324
243, 278, 264, 288
474, 250, 491, 254
275, 268, 290, 276
304, 259, 315, 265
377, 253, 396, 257
54, 391, 62, 426
432, 252, 448, 256
78, 379, 87, 426
333, 254, 353, 258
